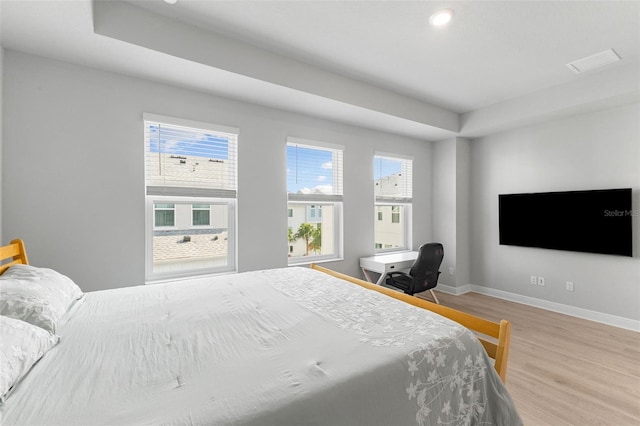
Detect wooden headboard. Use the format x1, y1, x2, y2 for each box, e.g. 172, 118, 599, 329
311, 263, 512, 383
0, 239, 29, 275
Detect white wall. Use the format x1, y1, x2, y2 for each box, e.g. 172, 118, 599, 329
455, 138, 471, 288
431, 139, 456, 286
469, 103, 640, 321
431, 137, 471, 289
0, 44, 3, 246
2, 50, 432, 291
0, 0, 4, 244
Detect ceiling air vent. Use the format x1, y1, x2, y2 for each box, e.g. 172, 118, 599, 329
566, 49, 621, 74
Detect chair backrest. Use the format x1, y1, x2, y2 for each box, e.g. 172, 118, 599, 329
409, 243, 444, 286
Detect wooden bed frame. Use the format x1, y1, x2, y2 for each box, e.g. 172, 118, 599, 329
0, 239, 511, 382
311, 263, 512, 383
0, 239, 29, 275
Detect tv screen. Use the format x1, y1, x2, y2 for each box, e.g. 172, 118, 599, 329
499, 188, 632, 257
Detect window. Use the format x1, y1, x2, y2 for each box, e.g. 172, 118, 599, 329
391, 205, 401, 224
287, 137, 343, 264
374, 154, 412, 252
144, 113, 237, 281
154, 204, 175, 227
308, 205, 322, 221
192, 204, 211, 227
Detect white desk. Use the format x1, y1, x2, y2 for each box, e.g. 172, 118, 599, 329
360, 251, 418, 285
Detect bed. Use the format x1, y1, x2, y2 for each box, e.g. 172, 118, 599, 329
0, 239, 521, 425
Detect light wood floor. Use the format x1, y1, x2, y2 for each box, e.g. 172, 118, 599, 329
416, 290, 640, 426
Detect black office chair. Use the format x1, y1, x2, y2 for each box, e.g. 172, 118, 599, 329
385, 243, 444, 304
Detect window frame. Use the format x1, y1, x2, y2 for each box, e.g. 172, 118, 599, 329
373, 202, 412, 254
146, 197, 237, 282
144, 113, 238, 282
287, 201, 343, 265
373, 153, 413, 254
286, 137, 344, 265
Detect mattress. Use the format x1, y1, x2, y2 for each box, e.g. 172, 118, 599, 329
1, 267, 521, 425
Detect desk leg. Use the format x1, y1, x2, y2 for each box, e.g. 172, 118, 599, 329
362, 268, 389, 286
362, 268, 374, 283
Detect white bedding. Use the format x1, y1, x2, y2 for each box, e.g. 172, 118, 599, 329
1, 267, 521, 425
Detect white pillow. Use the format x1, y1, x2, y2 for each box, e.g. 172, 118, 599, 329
0, 316, 59, 403
0, 265, 83, 333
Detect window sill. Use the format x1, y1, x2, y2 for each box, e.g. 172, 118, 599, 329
374, 248, 410, 255
288, 256, 344, 267
146, 268, 237, 285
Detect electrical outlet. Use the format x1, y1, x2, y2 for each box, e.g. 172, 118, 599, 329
537, 276, 545, 286
530, 275, 537, 284
566, 281, 574, 291
449, 267, 455, 275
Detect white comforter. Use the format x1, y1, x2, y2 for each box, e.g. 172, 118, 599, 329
1, 267, 521, 425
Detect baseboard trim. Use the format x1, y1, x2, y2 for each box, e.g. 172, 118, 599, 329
463, 284, 640, 332
435, 283, 472, 295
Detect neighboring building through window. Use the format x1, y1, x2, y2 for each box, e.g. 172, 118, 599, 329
374, 154, 412, 252
144, 113, 237, 281
287, 138, 343, 263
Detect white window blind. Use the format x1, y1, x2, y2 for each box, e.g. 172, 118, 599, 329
374, 154, 413, 203
287, 138, 344, 202
144, 114, 238, 198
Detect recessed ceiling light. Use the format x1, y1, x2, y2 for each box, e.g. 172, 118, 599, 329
429, 9, 454, 27
164, 0, 178, 5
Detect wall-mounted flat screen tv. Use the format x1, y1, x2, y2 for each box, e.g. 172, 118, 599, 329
499, 188, 632, 257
